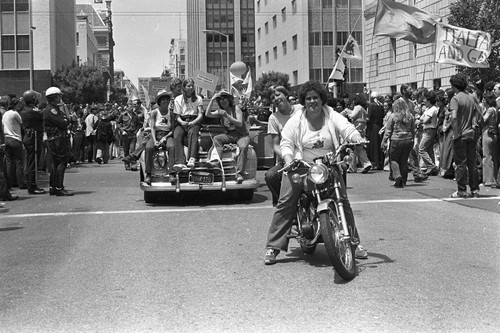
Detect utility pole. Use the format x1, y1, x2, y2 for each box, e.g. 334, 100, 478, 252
106, 1, 115, 98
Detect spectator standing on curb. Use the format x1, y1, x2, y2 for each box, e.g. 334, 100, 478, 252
449, 74, 480, 198
19, 90, 45, 194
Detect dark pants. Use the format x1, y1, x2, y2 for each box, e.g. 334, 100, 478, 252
266, 164, 359, 252
0, 151, 11, 199
453, 138, 479, 192
72, 130, 85, 162
174, 124, 200, 164
85, 135, 97, 162
45, 137, 68, 190
5, 137, 26, 188
389, 139, 413, 184
23, 135, 44, 190
265, 161, 284, 205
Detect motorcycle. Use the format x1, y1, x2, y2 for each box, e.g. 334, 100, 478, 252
279, 142, 366, 280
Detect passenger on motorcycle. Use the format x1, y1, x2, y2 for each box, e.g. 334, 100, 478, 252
173, 78, 204, 169
143, 89, 175, 185
205, 90, 250, 183
264, 85, 301, 205
264, 80, 368, 265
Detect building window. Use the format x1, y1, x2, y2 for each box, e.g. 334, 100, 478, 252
282, 41, 287, 55
309, 32, 320, 46
349, 68, 363, 82
265, 22, 268, 34
0, 0, 14, 11
391, 85, 397, 94
292, 0, 297, 14
373, 53, 379, 77
272, 15, 277, 29
265, 51, 269, 64
323, 0, 332, 8
292, 34, 297, 50
409, 42, 417, 59
16, 0, 28, 12
76, 32, 79, 47
390, 38, 397, 63
293, 70, 298, 86
433, 78, 442, 90
2, 35, 15, 50
337, 0, 361, 8
322, 32, 333, 46
273, 46, 277, 60
281, 7, 286, 22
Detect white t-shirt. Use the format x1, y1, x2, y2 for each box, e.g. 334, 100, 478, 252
267, 104, 301, 136
85, 113, 98, 137
174, 94, 203, 117
301, 125, 334, 163
2, 110, 22, 142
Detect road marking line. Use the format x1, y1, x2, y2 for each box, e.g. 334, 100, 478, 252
2, 196, 499, 219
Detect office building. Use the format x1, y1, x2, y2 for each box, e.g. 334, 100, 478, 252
0, 0, 76, 95
186, 0, 255, 91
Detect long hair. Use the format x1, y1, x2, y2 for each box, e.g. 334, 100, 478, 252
182, 78, 198, 103
392, 98, 413, 124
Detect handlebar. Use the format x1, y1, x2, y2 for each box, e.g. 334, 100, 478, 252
278, 141, 369, 173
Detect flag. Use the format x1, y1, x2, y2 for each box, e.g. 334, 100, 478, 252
230, 72, 243, 86
328, 57, 345, 81
374, 0, 440, 44
342, 35, 362, 60
242, 68, 253, 98
435, 22, 491, 68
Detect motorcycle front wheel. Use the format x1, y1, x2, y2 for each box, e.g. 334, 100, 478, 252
319, 202, 356, 280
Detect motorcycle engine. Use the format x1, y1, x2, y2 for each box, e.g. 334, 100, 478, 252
298, 195, 317, 239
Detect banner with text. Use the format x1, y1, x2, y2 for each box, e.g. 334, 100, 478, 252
193, 70, 220, 93
435, 22, 491, 68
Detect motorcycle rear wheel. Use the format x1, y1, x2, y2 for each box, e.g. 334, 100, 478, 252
319, 202, 356, 280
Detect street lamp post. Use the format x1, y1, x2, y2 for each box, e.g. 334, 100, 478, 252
202, 29, 230, 90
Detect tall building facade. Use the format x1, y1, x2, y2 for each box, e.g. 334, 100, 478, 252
255, 0, 363, 93
187, 0, 255, 91
364, 0, 456, 94
0, 0, 76, 95
168, 38, 187, 80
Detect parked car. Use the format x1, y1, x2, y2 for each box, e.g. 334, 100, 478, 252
138, 122, 259, 203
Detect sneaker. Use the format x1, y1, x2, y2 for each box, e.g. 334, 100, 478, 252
95, 157, 102, 164
236, 174, 244, 184
414, 173, 428, 183
450, 190, 470, 198
355, 245, 368, 259
187, 158, 196, 168
121, 155, 136, 163
393, 176, 404, 188
173, 164, 186, 171
264, 248, 280, 265
361, 165, 372, 174
471, 190, 479, 198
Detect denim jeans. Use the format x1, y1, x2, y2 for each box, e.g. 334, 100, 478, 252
4, 137, 26, 188
174, 124, 200, 164
389, 139, 413, 184
419, 128, 437, 170
265, 161, 285, 205
144, 136, 175, 174
266, 164, 359, 252
212, 131, 250, 174
453, 138, 479, 192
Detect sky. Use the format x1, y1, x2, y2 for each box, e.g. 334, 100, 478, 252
110, 0, 187, 86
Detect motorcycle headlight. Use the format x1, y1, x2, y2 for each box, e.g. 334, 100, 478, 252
309, 164, 328, 184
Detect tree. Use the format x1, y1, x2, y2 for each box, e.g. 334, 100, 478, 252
52, 62, 107, 104
448, 0, 500, 84
254, 71, 291, 105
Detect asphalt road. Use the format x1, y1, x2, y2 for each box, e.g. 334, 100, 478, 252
1, 160, 499, 332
